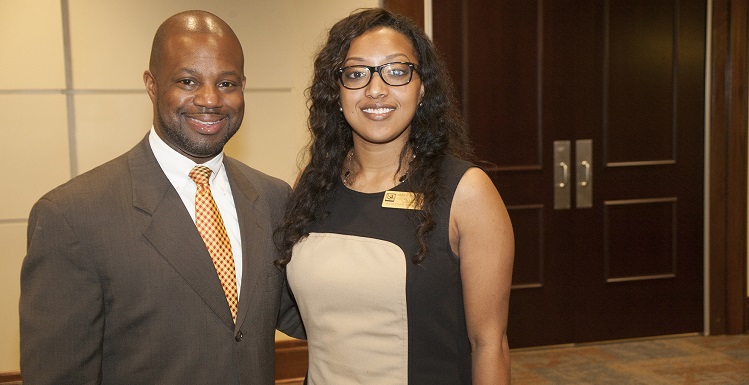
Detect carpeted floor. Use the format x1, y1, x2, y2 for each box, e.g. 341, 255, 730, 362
511, 334, 749, 385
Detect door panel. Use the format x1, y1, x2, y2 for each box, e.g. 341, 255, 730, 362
606, 1, 676, 163
433, 0, 705, 347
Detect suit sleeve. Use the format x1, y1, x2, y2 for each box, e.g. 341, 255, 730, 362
20, 198, 104, 385
276, 272, 306, 339
270, 181, 306, 339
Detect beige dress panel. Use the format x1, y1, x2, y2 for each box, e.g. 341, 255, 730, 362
288, 232, 408, 385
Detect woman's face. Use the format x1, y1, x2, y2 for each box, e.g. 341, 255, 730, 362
339, 27, 424, 147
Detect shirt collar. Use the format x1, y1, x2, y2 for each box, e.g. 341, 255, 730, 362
148, 127, 225, 186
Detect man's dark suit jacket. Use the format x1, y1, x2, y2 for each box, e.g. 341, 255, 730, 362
20, 136, 303, 384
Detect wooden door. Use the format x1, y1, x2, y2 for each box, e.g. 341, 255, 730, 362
433, 0, 706, 347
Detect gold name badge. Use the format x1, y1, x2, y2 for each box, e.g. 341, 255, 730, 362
382, 190, 423, 210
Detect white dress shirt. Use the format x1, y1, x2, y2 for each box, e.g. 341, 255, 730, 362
148, 128, 243, 297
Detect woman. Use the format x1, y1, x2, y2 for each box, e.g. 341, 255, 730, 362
275, 8, 514, 385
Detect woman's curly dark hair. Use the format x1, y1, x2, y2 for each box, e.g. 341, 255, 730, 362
274, 7, 473, 265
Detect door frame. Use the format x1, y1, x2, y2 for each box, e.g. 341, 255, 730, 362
384, 0, 749, 335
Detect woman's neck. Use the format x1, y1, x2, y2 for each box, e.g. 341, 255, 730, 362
343, 143, 413, 193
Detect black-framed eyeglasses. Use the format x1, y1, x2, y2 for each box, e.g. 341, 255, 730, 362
337, 62, 418, 90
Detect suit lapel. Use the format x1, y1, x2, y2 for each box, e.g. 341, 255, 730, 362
129, 138, 235, 330
224, 159, 267, 329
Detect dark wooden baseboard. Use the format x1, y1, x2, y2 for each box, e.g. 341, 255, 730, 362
275, 380, 304, 385
275, 338, 308, 383
0, 372, 22, 385
2, 339, 309, 385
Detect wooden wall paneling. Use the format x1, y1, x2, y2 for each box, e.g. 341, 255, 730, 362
709, 0, 749, 335
724, 0, 749, 334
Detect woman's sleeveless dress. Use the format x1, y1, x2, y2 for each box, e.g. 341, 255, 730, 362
287, 155, 475, 385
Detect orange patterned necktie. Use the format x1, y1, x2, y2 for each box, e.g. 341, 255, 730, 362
189, 165, 239, 322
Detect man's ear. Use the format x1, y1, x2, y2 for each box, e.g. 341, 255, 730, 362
143, 70, 157, 102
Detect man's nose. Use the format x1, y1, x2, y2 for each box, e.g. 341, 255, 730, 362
194, 84, 222, 108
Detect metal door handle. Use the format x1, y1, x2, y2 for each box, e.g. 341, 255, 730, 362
576, 139, 592, 208
554, 141, 571, 209
559, 162, 569, 188
580, 160, 591, 187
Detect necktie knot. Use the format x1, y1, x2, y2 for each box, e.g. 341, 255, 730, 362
189, 165, 212, 185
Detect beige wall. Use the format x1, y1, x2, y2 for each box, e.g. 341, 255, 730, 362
0, 0, 378, 372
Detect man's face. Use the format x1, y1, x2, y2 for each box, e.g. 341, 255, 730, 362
144, 33, 246, 163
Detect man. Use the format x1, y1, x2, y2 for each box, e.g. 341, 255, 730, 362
20, 10, 302, 384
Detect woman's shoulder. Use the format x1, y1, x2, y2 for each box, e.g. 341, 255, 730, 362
441, 153, 475, 170
439, 154, 479, 188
